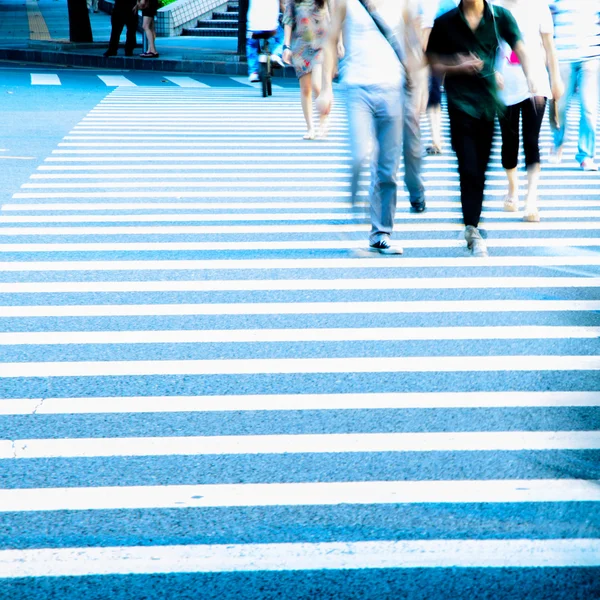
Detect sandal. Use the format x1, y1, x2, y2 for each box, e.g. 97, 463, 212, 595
523, 202, 540, 222
503, 194, 519, 212
140, 52, 159, 58
425, 145, 442, 155
303, 130, 316, 140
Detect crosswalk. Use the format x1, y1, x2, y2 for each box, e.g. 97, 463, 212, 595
0, 85, 599, 596
0, 70, 294, 89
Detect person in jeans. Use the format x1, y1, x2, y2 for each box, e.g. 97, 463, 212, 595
426, 0, 536, 257
247, 0, 285, 82
317, 0, 422, 254
495, 0, 564, 222
548, 0, 599, 171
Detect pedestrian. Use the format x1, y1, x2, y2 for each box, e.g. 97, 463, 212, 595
282, 0, 336, 140
548, 0, 599, 171
495, 0, 564, 222
103, 0, 138, 58
247, 0, 286, 83
421, 0, 459, 155
139, 0, 159, 58
317, 0, 422, 255
426, 0, 537, 257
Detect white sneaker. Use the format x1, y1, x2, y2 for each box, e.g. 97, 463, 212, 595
464, 225, 488, 257
581, 159, 598, 171
248, 73, 260, 83
270, 54, 284, 68
548, 146, 563, 164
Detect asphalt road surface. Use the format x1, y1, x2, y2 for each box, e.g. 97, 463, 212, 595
0, 63, 599, 599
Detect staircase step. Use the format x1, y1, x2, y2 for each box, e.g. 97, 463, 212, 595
196, 19, 238, 29
212, 11, 238, 20
182, 27, 238, 37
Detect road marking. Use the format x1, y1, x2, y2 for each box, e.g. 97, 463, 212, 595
2, 538, 599, 577
1, 257, 600, 273
2, 391, 599, 416
6, 431, 600, 460
2, 326, 598, 346
2, 239, 600, 252
97, 76, 137, 87
3, 222, 600, 235
0, 480, 599, 513
163, 77, 209, 88
0, 355, 598, 378
0, 277, 598, 294
30, 74, 60, 85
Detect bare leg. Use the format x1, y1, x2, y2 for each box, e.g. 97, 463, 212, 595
503, 167, 519, 211
143, 17, 156, 54
428, 105, 442, 152
524, 163, 541, 221
299, 73, 314, 139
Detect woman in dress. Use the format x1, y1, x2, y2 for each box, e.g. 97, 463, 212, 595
282, 0, 334, 139
495, 0, 563, 221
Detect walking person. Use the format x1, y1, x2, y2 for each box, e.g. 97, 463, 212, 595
246, 0, 285, 83
495, 0, 564, 222
421, 0, 459, 155
103, 0, 138, 58
282, 0, 335, 139
139, 0, 159, 58
317, 0, 421, 254
426, 0, 537, 257
548, 0, 599, 171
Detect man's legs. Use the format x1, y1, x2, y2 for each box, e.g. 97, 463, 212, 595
576, 58, 599, 168
403, 78, 426, 212
369, 86, 402, 248
450, 108, 494, 256
106, 10, 126, 55
124, 9, 138, 56
551, 61, 577, 161
246, 35, 260, 77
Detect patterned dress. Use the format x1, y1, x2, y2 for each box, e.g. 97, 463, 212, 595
283, 0, 330, 78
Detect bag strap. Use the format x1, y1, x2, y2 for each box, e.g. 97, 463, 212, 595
355, 0, 405, 67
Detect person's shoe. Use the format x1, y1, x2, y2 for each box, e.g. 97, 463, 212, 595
270, 54, 284, 68
523, 204, 540, 222
464, 225, 488, 257
248, 72, 260, 83
103, 50, 117, 58
581, 159, 598, 171
410, 199, 426, 213
503, 194, 519, 212
547, 146, 563, 164
368, 239, 404, 255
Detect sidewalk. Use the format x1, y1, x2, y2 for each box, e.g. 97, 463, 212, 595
0, 0, 295, 77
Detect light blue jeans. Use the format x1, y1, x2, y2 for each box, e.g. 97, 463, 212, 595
552, 58, 599, 163
347, 84, 403, 245
246, 25, 284, 76
402, 77, 425, 205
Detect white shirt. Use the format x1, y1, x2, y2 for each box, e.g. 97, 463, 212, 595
495, 0, 553, 106
247, 0, 280, 32
342, 0, 404, 87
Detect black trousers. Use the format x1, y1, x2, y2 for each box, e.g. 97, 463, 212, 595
449, 108, 495, 228
107, 6, 138, 55
499, 98, 547, 170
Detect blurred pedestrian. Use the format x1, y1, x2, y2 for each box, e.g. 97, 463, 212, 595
495, 0, 564, 222
139, 0, 159, 58
317, 0, 422, 255
247, 0, 285, 83
548, 0, 599, 171
426, 0, 537, 257
421, 0, 459, 155
283, 0, 336, 139
103, 0, 138, 57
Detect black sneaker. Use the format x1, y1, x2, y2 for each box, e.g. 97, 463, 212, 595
410, 199, 426, 213
368, 239, 404, 255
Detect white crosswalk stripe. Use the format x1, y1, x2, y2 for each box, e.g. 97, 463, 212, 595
0, 85, 598, 594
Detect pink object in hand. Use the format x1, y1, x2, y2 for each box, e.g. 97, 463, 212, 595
507, 51, 520, 65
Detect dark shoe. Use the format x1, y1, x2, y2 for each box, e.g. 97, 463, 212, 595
368, 239, 404, 255
140, 52, 159, 58
103, 51, 117, 58
410, 199, 426, 213
124, 50, 134, 57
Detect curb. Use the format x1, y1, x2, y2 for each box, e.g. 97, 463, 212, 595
0, 46, 298, 78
